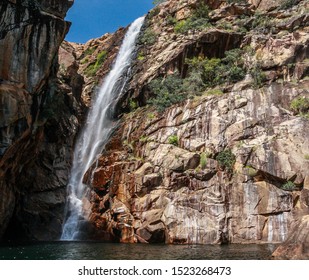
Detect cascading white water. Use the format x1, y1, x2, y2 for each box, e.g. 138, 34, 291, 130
61, 16, 145, 240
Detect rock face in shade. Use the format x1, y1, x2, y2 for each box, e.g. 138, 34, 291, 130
0, 0, 72, 93
0, 0, 83, 240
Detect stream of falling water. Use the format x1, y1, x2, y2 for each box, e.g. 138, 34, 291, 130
61, 16, 145, 240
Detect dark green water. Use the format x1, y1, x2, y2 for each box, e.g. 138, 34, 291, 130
0, 242, 277, 260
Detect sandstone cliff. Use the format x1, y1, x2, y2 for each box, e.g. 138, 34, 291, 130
65, 0, 309, 258
1, 0, 309, 260
0, 0, 83, 240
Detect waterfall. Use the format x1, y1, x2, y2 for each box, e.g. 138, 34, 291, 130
61, 16, 145, 240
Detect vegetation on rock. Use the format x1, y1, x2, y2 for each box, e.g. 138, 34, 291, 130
137, 51, 145, 61
152, 0, 165, 6
245, 166, 258, 177
129, 99, 138, 111
251, 12, 273, 33
185, 48, 248, 90
85, 50, 108, 77
282, 181, 296, 191
216, 149, 236, 172
250, 64, 266, 88
290, 96, 309, 116
174, 3, 211, 34
83, 47, 95, 57
168, 135, 179, 146
148, 72, 186, 112
200, 152, 208, 169
139, 28, 157, 45
148, 47, 251, 112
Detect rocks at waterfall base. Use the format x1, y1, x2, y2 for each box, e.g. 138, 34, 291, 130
0, 0, 83, 240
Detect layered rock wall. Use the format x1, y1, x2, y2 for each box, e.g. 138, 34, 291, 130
83, 81, 309, 244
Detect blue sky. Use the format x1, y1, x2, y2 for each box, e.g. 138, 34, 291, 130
65, 0, 155, 43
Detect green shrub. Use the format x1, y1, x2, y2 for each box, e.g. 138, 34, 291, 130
83, 47, 95, 57
217, 20, 234, 31
250, 64, 266, 88
137, 52, 145, 61
206, 89, 224, 96
222, 48, 243, 65
129, 99, 138, 111
194, 2, 210, 18
182, 63, 206, 96
202, 58, 223, 86
148, 72, 186, 112
185, 56, 222, 87
174, 18, 211, 34
290, 96, 309, 114
174, 3, 210, 34
200, 152, 208, 169
96, 50, 108, 65
166, 15, 177, 25
85, 50, 108, 77
140, 28, 157, 45
228, 66, 246, 83
251, 12, 273, 33
149, 7, 160, 19
174, 20, 187, 33
222, 48, 246, 83
216, 149, 236, 172
147, 112, 155, 120
149, 48, 248, 111
81, 58, 89, 64
185, 48, 246, 90
85, 64, 96, 77
282, 181, 296, 191
168, 135, 179, 146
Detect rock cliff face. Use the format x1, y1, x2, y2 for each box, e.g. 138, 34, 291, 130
66, 0, 309, 253
84, 81, 308, 244
0, 0, 83, 240
1, 0, 308, 259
